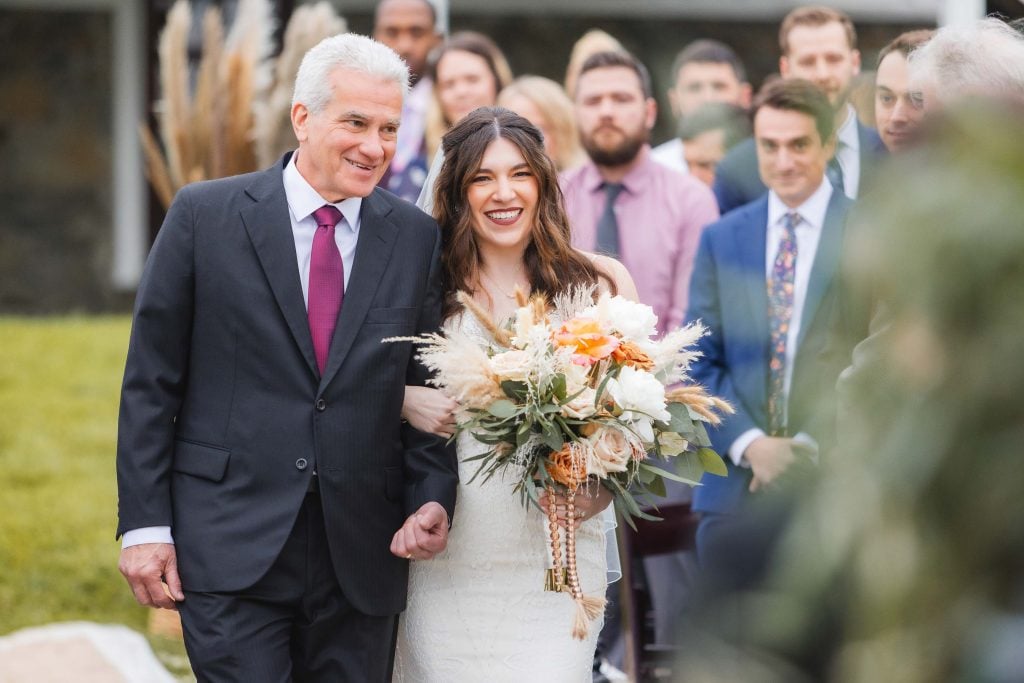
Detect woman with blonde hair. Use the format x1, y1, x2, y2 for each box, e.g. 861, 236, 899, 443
498, 75, 585, 171
564, 29, 626, 98
424, 31, 513, 160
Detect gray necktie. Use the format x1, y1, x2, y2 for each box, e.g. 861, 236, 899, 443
826, 150, 845, 195
595, 182, 624, 257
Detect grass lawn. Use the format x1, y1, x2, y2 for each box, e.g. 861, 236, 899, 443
0, 316, 191, 678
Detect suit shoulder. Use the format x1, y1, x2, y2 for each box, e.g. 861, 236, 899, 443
717, 137, 757, 172
371, 187, 437, 228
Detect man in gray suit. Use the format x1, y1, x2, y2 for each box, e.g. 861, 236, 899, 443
116, 34, 458, 681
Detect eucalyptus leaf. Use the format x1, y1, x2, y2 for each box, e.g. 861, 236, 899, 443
487, 399, 518, 418
640, 461, 701, 486
697, 447, 729, 477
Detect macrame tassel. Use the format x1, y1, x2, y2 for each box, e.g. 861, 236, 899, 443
570, 593, 607, 640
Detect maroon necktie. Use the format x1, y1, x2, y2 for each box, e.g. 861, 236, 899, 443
308, 205, 344, 373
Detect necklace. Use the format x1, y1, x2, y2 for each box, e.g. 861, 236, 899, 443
480, 267, 526, 300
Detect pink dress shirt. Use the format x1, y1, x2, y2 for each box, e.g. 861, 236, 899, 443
561, 146, 720, 335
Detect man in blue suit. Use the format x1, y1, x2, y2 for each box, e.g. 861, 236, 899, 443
713, 5, 886, 213
687, 78, 856, 563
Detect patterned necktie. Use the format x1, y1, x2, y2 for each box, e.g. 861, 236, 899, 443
308, 205, 344, 374
767, 211, 799, 435
595, 182, 624, 258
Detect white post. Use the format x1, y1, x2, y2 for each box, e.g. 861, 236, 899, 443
111, 0, 147, 289
939, 0, 986, 26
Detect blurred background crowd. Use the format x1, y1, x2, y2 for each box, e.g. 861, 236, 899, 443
2, 1, 1024, 681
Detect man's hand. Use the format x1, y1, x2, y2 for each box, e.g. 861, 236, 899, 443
745, 436, 797, 493
390, 502, 449, 560
402, 386, 458, 438
118, 543, 184, 610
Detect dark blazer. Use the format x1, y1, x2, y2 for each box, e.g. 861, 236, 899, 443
116, 154, 459, 616
686, 190, 854, 515
712, 121, 886, 214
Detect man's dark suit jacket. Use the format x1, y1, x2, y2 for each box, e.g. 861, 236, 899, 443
712, 121, 886, 214
116, 154, 459, 616
686, 190, 855, 515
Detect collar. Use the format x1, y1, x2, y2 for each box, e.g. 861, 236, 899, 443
283, 152, 362, 231
836, 104, 859, 152
767, 177, 833, 231
585, 144, 654, 194
405, 77, 432, 113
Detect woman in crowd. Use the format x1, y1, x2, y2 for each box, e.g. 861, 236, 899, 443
498, 75, 585, 172
424, 31, 513, 160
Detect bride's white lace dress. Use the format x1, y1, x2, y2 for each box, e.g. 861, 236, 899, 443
393, 315, 607, 682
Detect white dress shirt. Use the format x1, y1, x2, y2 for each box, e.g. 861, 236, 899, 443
650, 137, 690, 174
728, 177, 834, 466
122, 154, 361, 549
832, 104, 861, 199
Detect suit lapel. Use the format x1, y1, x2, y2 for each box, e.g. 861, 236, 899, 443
318, 190, 399, 389
734, 198, 770, 411
797, 192, 849, 350
241, 159, 319, 379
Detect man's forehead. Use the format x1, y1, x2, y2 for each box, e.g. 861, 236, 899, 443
679, 62, 739, 84
376, 0, 435, 25
578, 66, 644, 94
786, 22, 853, 54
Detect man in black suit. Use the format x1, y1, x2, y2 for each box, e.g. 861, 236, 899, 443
116, 33, 458, 681
713, 5, 886, 214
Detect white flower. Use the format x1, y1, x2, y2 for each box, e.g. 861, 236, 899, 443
586, 425, 646, 477
605, 365, 671, 425
561, 387, 598, 419
559, 353, 591, 395
489, 350, 534, 382
582, 293, 658, 343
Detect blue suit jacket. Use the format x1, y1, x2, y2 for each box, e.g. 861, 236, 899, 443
713, 121, 886, 214
686, 190, 854, 514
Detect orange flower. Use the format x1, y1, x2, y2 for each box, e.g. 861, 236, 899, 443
611, 340, 654, 370
546, 443, 588, 488
554, 317, 620, 366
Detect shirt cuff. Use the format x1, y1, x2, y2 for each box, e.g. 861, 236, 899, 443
792, 431, 820, 464
121, 526, 174, 548
729, 428, 766, 468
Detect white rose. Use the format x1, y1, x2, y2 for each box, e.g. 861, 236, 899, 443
489, 350, 533, 382
561, 387, 598, 419
586, 426, 633, 477
582, 293, 658, 343
605, 365, 670, 424
560, 356, 591, 395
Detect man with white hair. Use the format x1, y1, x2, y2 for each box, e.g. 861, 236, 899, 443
907, 17, 1024, 111
116, 33, 458, 681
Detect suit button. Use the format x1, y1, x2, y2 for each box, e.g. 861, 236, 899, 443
315, 398, 326, 412
295, 458, 308, 471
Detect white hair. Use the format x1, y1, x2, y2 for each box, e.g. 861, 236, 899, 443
908, 18, 1024, 106
292, 33, 410, 114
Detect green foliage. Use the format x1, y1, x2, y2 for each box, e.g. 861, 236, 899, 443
0, 317, 191, 678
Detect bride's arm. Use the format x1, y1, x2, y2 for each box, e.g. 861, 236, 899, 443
402, 386, 458, 438
585, 252, 640, 302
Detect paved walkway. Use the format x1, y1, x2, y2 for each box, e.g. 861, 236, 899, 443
0, 622, 176, 683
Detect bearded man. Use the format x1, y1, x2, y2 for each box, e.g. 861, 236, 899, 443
559, 51, 719, 668
561, 50, 719, 337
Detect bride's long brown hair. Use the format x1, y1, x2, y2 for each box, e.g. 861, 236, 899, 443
432, 107, 613, 320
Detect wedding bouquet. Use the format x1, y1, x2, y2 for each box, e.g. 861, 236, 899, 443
393, 286, 730, 639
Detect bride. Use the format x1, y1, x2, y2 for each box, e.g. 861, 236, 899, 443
392, 107, 638, 681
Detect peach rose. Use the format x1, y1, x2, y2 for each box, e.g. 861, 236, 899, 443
546, 443, 588, 488
554, 317, 620, 367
